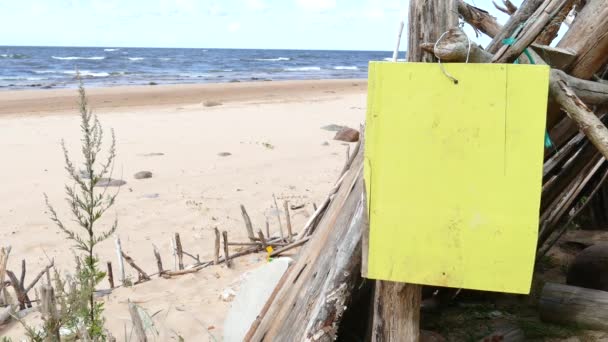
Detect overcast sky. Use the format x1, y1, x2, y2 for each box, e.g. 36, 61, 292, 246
0, 0, 528, 50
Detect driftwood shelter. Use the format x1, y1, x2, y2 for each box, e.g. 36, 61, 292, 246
2, 0, 608, 341
243, 0, 608, 341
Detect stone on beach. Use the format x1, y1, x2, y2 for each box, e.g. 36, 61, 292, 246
333, 126, 360, 142
134, 171, 153, 179
95, 178, 127, 187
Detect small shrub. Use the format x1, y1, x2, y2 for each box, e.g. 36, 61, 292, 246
43, 77, 120, 340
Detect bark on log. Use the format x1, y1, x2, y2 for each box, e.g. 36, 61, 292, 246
557, 0, 608, 79
535, 0, 578, 45
407, 0, 458, 63
486, 0, 546, 53
246, 141, 365, 341
540, 282, 608, 330
492, 0, 570, 63
457, 1, 502, 38
550, 72, 608, 160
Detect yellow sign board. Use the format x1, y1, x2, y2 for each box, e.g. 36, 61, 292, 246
364, 62, 549, 294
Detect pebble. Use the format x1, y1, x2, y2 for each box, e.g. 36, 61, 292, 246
134, 171, 153, 179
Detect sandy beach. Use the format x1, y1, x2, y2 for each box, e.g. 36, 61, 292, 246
0, 79, 367, 340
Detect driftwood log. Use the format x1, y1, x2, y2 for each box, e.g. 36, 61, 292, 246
245, 136, 365, 341
539, 282, 608, 330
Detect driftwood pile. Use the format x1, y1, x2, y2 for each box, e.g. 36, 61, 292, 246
245, 0, 608, 340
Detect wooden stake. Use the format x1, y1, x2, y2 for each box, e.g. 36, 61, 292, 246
171, 235, 178, 270
392, 21, 405, 62
19, 260, 26, 291
128, 300, 148, 342
0, 246, 11, 302
214, 228, 221, 265
273, 194, 285, 241
152, 245, 164, 276
283, 200, 293, 241
265, 219, 270, 239
222, 231, 232, 268
5, 270, 27, 310
40, 285, 60, 341
24, 260, 54, 295
240, 204, 257, 241
115, 235, 126, 284
107, 261, 115, 288
175, 233, 184, 270
257, 230, 268, 249
121, 251, 151, 282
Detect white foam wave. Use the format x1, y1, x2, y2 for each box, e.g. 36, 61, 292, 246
285, 66, 321, 72
383, 57, 406, 62
63, 70, 110, 77
255, 57, 291, 61
128, 57, 145, 61
33, 70, 58, 74
334, 66, 358, 70
159, 57, 172, 61
104, 48, 119, 52
52, 56, 105, 60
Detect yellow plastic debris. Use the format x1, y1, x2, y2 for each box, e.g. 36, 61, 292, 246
364, 62, 549, 294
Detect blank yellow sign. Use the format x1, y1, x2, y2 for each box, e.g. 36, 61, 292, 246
364, 62, 549, 294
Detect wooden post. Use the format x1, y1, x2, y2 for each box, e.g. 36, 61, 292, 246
407, 0, 458, 63
174, 233, 184, 270
107, 261, 115, 288
222, 231, 232, 268
372, 1, 458, 340
283, 200, 293, 241
372, 281, 422, 341
152, 245, 164, 276
240, 204, 257, 241
128, 300, 148, 342
214, 228, 221, 265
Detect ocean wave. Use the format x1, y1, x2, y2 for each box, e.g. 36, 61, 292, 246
255, 57, 291, 62
33, 70, 58, 74
159, 57, 172, 61
383, 57, 406, 62
52, 56, 106, 60
1, 53, 28, 59
285, 66, 321, 72
333, 66, 358, 70
128, 57, 145, 61
63, 70, 110, 77
104, 48, 119, 52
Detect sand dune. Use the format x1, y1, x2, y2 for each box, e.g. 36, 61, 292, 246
0, 80, 366, 340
